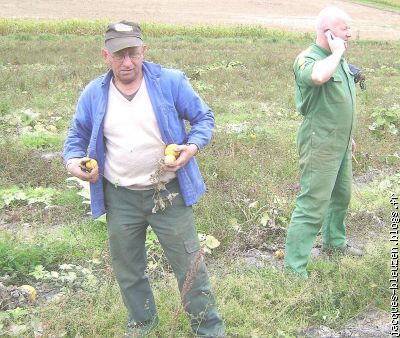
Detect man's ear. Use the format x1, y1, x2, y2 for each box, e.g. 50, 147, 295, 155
101, 49, 110, 62
324, 29, 334, 40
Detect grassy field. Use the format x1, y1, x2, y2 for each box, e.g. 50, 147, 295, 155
0, 21, 399, 337
349, 0, 400, 12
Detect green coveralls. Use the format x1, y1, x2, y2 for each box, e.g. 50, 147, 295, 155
284, 43, 356, 278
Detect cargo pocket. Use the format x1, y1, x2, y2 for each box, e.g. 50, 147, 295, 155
184, 237, 201, 254
311, 128, 338, 172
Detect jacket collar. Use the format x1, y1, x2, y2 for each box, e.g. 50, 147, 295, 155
143, 61, 161, 79
312, 43, 331, 57
101, 60, 161, 87
101, 70, 114, 87
311, 43, 345, 62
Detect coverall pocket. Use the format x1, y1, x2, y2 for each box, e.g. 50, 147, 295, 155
326, 74, 346, 104
184, 237, 201, 254
311, 129, 337, 172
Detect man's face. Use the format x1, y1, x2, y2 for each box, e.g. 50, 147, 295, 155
103, 46, 145, 85
330, 18, 352, 43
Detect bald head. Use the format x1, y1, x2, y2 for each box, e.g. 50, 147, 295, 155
316, 6, 352, 36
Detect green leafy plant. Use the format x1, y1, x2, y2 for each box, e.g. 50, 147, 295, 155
0, 307, 30, 335
0, 186, 58, 209
189, 60, 244, 80
20, 133, 63, 150
198, 233, 221, 254
231, 196, 288, 230
145, 228, 164, 271
0, 241, 70, 278
369, 104, 399, 136
29, 263, 99, 292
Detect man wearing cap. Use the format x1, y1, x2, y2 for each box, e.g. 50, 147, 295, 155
284, 7, 363, 279
63, 21, 224, 337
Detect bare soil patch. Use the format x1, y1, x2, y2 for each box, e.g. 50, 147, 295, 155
0, 0, 399, 40
297, 308, 390, 337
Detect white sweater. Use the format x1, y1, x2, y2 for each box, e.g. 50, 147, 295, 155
103, 78, 175, 189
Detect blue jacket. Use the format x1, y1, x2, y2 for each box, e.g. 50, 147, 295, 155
63, 61, 215, 219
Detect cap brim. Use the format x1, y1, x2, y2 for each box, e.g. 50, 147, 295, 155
105, 37, 143, 53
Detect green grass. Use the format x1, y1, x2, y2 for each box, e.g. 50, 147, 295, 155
0, 19, 303, 40
0, 21, 398, 337
20, 133, 65, 150
0, 220, 107, 282
0, 141, 66, 187
0, 238, 72, 279
33, 243, 389, 337
349, 0, 400, 12
216, 245, 388, 336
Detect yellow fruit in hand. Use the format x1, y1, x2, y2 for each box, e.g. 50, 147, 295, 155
20, 284, 37, 301
165, 144, 180, 158
85, 158, 98, 170
274, 250, 285, 260
164, 154, 176, 165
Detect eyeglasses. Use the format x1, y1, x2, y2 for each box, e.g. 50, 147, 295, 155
111, 51, 143, 63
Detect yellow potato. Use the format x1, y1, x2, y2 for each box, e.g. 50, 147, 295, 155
164, 154, 176, 165
165, 144, 180, 158
274, 250, 285, 259
85, 158, 98, 170
20, 284, 37, 301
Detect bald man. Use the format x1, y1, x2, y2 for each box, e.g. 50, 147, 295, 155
284, 6, 362, 278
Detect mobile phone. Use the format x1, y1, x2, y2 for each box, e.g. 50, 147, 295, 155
325, 29, 335, 39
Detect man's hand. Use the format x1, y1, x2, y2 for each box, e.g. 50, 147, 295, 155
325, 30, 347, 54
66, 157, 100, 183
312, 30, 346, 85
162, 144, 198, 172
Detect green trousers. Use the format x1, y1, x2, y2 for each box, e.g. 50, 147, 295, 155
104, 179, 224, 337
284, 135, 353, 278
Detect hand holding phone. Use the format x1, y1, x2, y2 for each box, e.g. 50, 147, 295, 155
325, 29, 335, 40
324, 29, 346, 53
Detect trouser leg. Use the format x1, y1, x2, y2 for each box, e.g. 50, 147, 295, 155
322, 149, 352, 249
147, 180, 224, 337
284, 172, 337, 276
284, 134, 342, 277
104, 180, 157, 324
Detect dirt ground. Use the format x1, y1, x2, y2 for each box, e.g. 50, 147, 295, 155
0, 0, 399, 40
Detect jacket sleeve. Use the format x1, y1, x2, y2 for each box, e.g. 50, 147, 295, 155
174, 73, 215, 149
63, 89, 93, 163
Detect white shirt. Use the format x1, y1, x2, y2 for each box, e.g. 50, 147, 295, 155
103, 78, 175, 189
